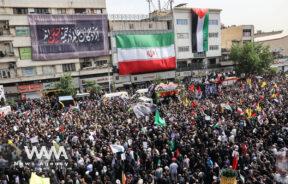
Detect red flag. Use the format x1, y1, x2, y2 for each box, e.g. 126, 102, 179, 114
174, 148, 180, 158
232, 156, 238, 170
197, 86, 202, 93
188, 84, 195, 92
191, 101, 198, 108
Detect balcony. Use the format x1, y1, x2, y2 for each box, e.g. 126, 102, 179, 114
177, 63, 221, 71
0, 51, 16, 63
0, 33, 13, 41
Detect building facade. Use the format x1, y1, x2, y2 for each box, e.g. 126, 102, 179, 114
0, 0, 111, 98
172, 6, 228, 78
220, 25, 254, 68
255, 32, 288, 57
221, 25, 254, 50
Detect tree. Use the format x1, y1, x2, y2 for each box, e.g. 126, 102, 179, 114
230, 42, 274, 75
55, 74, 76, 96
84, 80, 102, 94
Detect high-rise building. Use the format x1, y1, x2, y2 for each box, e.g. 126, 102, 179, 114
0, 0, 110, 98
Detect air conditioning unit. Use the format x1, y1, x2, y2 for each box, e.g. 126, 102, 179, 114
3, 25, 9, 29
8, 63, 16, 69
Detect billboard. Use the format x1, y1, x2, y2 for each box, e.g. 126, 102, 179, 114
28, 15, 109, 60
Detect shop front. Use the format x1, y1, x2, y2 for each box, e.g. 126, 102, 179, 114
18, 83, 43, 100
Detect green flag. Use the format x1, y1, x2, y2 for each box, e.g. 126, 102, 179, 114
154, 110, 166, 127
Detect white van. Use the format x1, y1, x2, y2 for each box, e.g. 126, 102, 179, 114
103, 92, 129, 99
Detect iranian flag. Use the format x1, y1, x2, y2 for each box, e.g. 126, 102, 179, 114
191, 8, 209, 53
116, 32, 176, 75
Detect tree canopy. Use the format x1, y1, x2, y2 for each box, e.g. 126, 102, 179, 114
55, 74, 76, 96
230, 42, 274, 75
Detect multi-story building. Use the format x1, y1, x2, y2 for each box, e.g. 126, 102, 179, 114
255, 31, 288, 73
172, 5, 224, 78
221, 25, 254, 49
255, 31, 288, 57
109, 13, 175, 87
0, 0, 110, 98
220, 25, 254, 68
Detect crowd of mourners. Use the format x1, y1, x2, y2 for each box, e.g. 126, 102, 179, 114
0, 72, 288, 184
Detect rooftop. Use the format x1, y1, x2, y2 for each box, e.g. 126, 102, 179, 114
255, 32, 288, 42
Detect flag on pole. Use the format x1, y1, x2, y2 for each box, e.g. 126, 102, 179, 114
245, 108, 252, 118
154, 110, 166, 127
116, 33, 176, 75
197, 85, 202, 94
188, 84, 195, 92
191, 8, 209, 53
182, 97, 190, 107
110, 145, 125, 154
261, 81, 267, 88
29, 172, 50, 184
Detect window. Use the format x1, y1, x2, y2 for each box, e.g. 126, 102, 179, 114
209, 32, 218, 38
15, 27, 30, 36
149, 23, 153, 29
177, 61, 188, 68
57, 8, 66, 14
177, 33, 189, 39
129, 24, 134, 29
95, 60, 108, 67
13, 8, 28, 14
209, 20, 218, 25
0, 69, 10, 79
176, 19, 188, 25
80, 61, 92, 69
75, 8, 86, 14
90, 9, 102, 14
34, 8, 49, 14
22, 67, 36, 77
194, 52, 206, 58
62, 64, 76, 72
42, 66, 55, 75
178, 46, 189, 52
209, 45, 219, 50
19, 47, 32, 60
243, 29, 252, 37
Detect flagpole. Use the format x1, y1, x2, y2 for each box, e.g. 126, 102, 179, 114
108, 70, 111, 93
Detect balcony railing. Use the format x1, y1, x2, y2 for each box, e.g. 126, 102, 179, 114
177, 63, 221, 71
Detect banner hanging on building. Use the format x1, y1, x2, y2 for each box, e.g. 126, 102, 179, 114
116, 32, 176, 75
0, 85, 5, 101
28, 15, 109, 60
191, 8, 209, 53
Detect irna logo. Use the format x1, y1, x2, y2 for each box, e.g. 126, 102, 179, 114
24, 146, 68, 160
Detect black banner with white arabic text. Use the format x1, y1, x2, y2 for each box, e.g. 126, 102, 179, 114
28, 15, 109, 60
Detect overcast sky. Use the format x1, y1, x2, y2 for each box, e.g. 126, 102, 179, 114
106, 0, 288, 33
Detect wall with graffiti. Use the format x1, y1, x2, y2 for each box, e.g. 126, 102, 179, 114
28, 15, 109, 61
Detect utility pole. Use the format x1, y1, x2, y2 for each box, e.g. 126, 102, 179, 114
147, 0, 152, 13
158, 0, 161, 11
170, 0, 174, 11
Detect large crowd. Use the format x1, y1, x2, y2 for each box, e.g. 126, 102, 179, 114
0, 73, 288, 184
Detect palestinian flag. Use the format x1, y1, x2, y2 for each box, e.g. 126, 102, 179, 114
116, 33, 176, 75
191, 8, 209, 53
